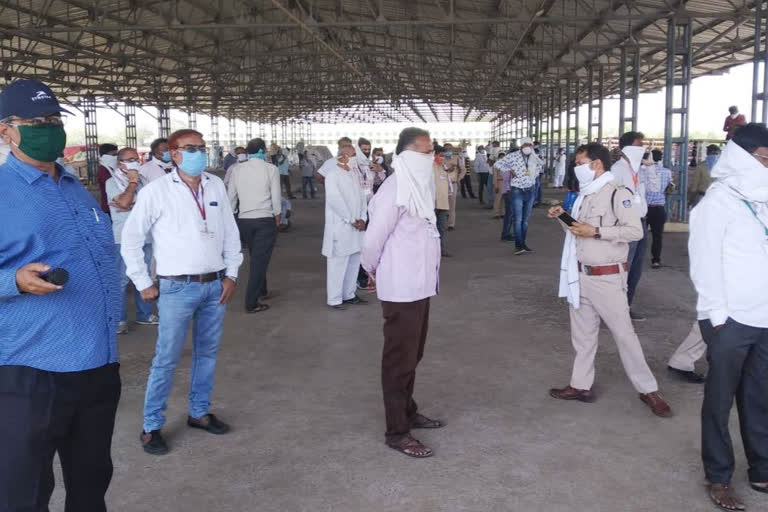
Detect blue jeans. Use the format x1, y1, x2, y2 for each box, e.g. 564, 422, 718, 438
116, 243, 154, 322
626, 218, 648, 306
534, 175, 543, 205
510, 186, 535, 248
486, 174, 495, 207
501, 193, 514, 239
143, 278, 226, 432
302, 176, 315, 198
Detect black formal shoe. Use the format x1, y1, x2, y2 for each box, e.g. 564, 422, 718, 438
523, 245, 534, 252
343, 295, 368, 305
141, 430, 169, 455
513, 247, 526, 256
246, 303, 270, 313
629, 310, 646, 321
667, 366, 706, 383
187, 413, 230, 435
329, 304, 347, 310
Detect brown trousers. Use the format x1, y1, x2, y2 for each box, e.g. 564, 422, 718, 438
381, 298, 430, 442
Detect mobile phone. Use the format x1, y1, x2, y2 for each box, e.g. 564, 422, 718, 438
40, 267, 69, 286
558, 212, 577, 226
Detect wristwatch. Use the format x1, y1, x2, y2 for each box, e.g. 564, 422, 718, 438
593, 227, 602, 240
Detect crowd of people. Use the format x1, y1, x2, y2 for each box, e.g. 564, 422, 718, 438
1, 78, 767, 512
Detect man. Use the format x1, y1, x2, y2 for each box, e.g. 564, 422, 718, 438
723, 105, 746, 140
459, 145, 476, 199
227, 137, 281, 313
473, 145, 491, 204
322, 144, 368, 310
222, 146, 242, 171
667, 321, 707, 383
355, 137, 375, 202
0, 79, 121, 510
553, 147, 566, 188
223, 146, 247, 187
433, 145, 452, 257
689, 123, 768, 511
610, 131, 648, 320
689, 144, 720, 207
122, 129, 242, 455
300, 150, 317, 199
495, 138, 541, 254
139, 137, 173, 183
362, 127, 443, 458
489, 140, 501, 160
316, 136, 353, 184
644, 149, 672, 269
371, 147, 389, 190
106, 147, 158, 334
491, 152, 506, 216
548, 143, 672, 418
442, 143, 465, 230
97, 142, 118, 214
274, 147, 295, 199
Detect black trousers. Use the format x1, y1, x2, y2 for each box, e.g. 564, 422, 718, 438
460, 175, 475, 198
381, 298, 430, 442
477, 173, 489, 203
435, 209, 449, 252
646, 205, 666, 264
700, 319, 768, 485
0, 363, 121, 511
239, 218, 278, 310
280, 174, 295, 198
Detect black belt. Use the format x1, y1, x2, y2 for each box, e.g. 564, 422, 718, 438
158, 270, 225, 283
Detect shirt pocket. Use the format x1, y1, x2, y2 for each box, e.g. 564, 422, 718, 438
583, 205, 609, 227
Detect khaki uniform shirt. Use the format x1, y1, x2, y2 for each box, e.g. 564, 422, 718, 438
443, 155, 466, 184
563, 183, 643, 266
434, 162, 451, 211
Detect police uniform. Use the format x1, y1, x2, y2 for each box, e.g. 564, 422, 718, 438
564, 182, 659, 394
443, 154, 465, 228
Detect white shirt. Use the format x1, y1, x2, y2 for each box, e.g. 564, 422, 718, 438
473, 153, 490, 174
611, 157, 648, 218
121, 170, 243, 291
317, 158, 337, 177
556, 154, 566, 175
105, 177, 142, 244
139, 158, 172, 183
227, 159, 282, 219
322, 165, 367, 258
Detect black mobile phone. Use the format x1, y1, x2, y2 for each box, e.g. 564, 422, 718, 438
558, 212, 577, 226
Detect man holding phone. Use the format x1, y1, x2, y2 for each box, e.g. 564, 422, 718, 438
547, 143, 672, 419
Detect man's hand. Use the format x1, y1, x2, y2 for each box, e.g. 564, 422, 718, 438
274, 215, 282, 228
370, 162, 383, 173
548, 206, 565, 219
125, 170, 140, 184
354, 219, 366, 231
367, 274, 376, 290
140, 284, 159, 302
494, 187, 500, 194
219, 277, 237, 304
108, 201, 131, 212
568, 221, 597, 238
15, 263, 62, 295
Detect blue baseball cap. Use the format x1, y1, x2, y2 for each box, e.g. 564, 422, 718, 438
0, 79, 72, 121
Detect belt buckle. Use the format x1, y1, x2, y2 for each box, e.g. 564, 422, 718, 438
583, 265, 593, 276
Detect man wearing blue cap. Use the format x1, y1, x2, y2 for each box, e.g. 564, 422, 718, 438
0, 80, 121, 511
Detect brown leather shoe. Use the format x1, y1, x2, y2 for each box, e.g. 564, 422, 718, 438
639, 392, 673, 417
549, 385, 595, 403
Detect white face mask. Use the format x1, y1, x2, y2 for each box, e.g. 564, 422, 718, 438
375, 156, 384, 164
237, 153, 248, 162
521, 147, 533, 156
100, 154, 118, 169
123, 161, 140, 171
575, 162, 596, 187
731, 113, 739, 119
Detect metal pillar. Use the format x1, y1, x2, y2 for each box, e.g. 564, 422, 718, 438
188, 111, 197, 130
552, 87, 562, 156
619, 47, 640, 136
541, 94, 551, 170
752, 0, 768, 123
83, 95, 99, 184
124, 101, 137, 148
157, 105, 170, 138
211, 111, 220, 168
663, 20, 693, 222
246, 118, 253, 142
565, 79, 580, 162
587, 66, 604, 142
228, 115, 236, 150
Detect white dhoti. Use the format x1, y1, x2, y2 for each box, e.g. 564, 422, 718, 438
668, 321, 706, 372
326, 252, 361, 306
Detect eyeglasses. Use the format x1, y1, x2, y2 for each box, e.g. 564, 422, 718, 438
2, 115, 64, 127
174, 144, 207, 153
119, 158, 140, 163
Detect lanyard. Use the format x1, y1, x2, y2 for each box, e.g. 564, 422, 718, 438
743, 200, 768, 237
621, 155, 640, 190
183, 180, 206, 221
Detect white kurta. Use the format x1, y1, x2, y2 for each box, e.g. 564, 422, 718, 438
321, 165, 368, 258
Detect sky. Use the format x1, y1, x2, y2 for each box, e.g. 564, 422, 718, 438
61, 62, 757, 150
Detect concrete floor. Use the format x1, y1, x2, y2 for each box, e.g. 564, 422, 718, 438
50, 188, 757, 512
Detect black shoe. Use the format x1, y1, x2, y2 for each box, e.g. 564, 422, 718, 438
442, 252, 453, 258
187, 413, 230, 435
329, 304, 347, 310
513, 246, 526, 256
523, 245, 533, 252
667, 366, 706, 383
629, 310, 646, 321
245, 303, 270, 313
500, 236, 514, 242
651, 262, 662, 269
343, 295, 369, 305
141, 430, 169, 455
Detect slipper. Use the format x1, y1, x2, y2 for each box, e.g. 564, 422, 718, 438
246, 303, 270, 313
410, 413, 444, 429
709, 483, 746, 511
751, 482, 768, 494
386, 435, 433, 458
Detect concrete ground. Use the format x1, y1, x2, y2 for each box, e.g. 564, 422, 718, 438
50, 187, 756, 512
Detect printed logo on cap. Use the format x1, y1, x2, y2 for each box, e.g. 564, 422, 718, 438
31, 90, 52, 102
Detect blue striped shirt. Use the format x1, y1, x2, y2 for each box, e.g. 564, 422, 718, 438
645, 164, 673, 207
0, 154, 120, 371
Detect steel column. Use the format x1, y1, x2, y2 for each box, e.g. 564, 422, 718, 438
211, 111, 220, 168
619, 47, 640, 136
565, 79, 579, 163
188, 111, 197, 130
124, 101, 137, 148
157, 105, 170, 138
663, 20, 693, 222
83, 95, 99, 185
752, 0, 768, 123
587, 67, 604, 142
246, 118, 253, 142
228, 115, 236, 149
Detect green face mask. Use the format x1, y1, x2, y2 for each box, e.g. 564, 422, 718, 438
15, 124, 67, 163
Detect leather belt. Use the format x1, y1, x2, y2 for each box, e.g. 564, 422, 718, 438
578, 262, 628, 276
158, 270, 225, 283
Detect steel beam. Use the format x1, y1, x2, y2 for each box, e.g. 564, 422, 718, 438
587, 66, 604, 142
753, 0, 768, 123
83, 95, 99, 184
157, 105, 171, 139
125, 101, 137, 148
619, 46, 640, 136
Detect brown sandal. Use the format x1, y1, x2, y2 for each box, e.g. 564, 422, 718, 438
410, 413, 444, 429
387, 435, 433, 458
709, 483, 746, 511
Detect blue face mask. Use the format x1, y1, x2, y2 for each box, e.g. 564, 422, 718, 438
444, 151, 453, 158
705, 155, 719, 171
161, 150, 171, 163
249, 150, 268, 161
179, 151, 207, 176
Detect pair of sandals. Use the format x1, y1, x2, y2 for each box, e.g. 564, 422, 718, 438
709, 481, 768, 511
386, 414, 444, 459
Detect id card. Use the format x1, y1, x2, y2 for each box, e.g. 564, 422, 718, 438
634, 193, 642, 205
